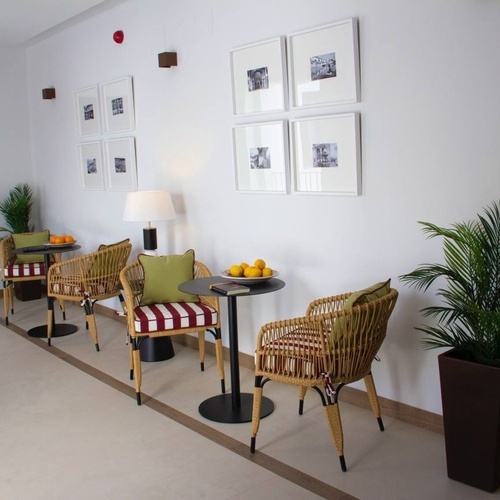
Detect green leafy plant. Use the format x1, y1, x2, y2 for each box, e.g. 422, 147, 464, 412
0, 183, 35, 236
400, 201, 500, 367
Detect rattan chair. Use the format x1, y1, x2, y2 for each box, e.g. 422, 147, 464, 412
120, 259, 226, 405
46, 241, 132, 350
250, 287, 398, 472
1, 231, 59, 325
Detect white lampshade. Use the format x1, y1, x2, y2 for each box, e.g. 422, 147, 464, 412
123, 190, 176, 223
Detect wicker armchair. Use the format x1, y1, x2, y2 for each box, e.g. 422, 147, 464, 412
120, 259, 226, 406
1, 231, 58, 325
250, 287, 398, 472
46, 241, 132, 350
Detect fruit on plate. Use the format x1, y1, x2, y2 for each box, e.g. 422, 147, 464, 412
49, 234, 75, 244
228, 259, 273, 278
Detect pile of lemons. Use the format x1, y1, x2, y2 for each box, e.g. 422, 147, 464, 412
229, 259, 273, 278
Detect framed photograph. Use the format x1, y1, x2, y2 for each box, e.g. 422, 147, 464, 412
230, 37, 287, 115
75, 86, 101, 136
100, 76, 135, 133
78, 141, 104, 190
103, 137, 138, 191
291, 113, 361, 195
233, 121, 289, 193
288, 18, 360, 108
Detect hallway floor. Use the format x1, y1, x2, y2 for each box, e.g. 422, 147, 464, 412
1, 296, 497, 499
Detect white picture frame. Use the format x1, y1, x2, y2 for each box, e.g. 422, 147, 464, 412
78, 141, 105, 190
103, 137, 138, 191
100, 76, 135, 134
75, 86, 101, 137
288, 18, 360, 109
291, 113, 361, 196
230, 37, 287, 116
233, 120, 289, 194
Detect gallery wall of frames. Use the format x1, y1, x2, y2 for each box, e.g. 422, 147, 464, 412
230, 17, 361, 196
75, 76, 137, 191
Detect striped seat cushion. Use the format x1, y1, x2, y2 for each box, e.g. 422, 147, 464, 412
134, 301, 217, 333
4, 263, 46, 278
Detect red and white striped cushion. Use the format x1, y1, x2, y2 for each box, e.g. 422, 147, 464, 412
134, 301, 218, 333
4, 263, 45, 278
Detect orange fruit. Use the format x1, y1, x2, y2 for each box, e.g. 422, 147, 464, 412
63, 235, 75, 243
53, 236, 64, 244
254, 259, 266, 270
262, 267, 273, 277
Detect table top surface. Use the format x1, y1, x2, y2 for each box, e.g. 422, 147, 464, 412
179, 275, 285, 297
13, 244, 81, 255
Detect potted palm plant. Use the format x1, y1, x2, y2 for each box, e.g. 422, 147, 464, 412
0, 183, 41, 300
400, 200, 500, 492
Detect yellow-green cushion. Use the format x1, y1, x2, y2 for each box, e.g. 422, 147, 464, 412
139, 249, 198, 306
88, 239, 130, 278
330, 279, 391, 345
13, 230, 50, 264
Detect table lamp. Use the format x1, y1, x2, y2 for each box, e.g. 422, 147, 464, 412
123, 190, 176, 251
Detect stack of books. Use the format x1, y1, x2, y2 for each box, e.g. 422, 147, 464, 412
209, 281, 250, 296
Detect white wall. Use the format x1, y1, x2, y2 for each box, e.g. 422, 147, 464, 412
21, 0, 500, 415
0, 49, 34, 225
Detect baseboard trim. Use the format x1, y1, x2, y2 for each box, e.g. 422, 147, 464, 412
88, 302, 445, 434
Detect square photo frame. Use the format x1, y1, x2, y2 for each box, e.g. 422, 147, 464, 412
291, 113, 361, 195
230, 37, 287, 115
101, 76, 135, 134
103, 137, 138, 191
78, 141, 104, 190
75, 85, 101, 137
233, 121, 289, 194
288, 18, 360, 108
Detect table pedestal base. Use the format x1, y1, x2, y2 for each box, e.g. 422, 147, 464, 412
28, 324, 78, 338
140, 337, 175, 362
199, 393, 274, 423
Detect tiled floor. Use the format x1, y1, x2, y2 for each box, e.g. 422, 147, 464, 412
1, 296, 498, 499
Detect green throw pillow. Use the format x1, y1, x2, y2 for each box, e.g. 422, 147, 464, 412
13, 230, 50, 264
88, 238, 131, 279
139, 249, 198, 305
330, 279, 391, 345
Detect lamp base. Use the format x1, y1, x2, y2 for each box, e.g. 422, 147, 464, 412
143, 227, 157, 251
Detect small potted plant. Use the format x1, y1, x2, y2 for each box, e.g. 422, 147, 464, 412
0, 183, 41, 300
400, 200, 500, 492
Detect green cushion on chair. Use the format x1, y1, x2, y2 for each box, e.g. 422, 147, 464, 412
330, 279, 391, 345
98, 238, 130, 251
13, 230, 50, 264
139, 249, 198, 306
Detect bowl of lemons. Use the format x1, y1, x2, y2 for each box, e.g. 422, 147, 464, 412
221, 259, 279, 285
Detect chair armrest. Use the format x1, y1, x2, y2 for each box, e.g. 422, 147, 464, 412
195, 260, 219, 311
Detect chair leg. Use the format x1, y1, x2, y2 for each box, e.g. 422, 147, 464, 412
298, 385, 308, 414
59, 299, 66, 321
46, 308, 53, 347
364, 372, 384, 431
3, 283, 12, 325
324, 402, 346, 472
132, 339, 142, 405
250, 376, 264, 453
129, 339, 134, 380
85, 313, 100, 352
198, 331, 205, 371
214, 328, 226, 394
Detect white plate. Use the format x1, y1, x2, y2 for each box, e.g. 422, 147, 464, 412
220, 270, 279, 285
43, 240, 77, 248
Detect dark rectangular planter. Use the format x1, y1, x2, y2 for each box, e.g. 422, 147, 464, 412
14, 280, 42, 301
438, 348, 500, 492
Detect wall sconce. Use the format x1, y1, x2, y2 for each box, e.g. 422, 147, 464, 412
42, 88, 56, 99
123, 190, 176, 252
158, 52, 178, 68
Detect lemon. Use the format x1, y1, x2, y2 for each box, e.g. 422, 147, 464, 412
240, 262, 249, 270
262, 267, 273, 277
254, 259, 266, 270
229, 265, 243, 277
245, 266, 262, 278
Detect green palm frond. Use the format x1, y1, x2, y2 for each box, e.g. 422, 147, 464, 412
400, 201, 500, 367
0, 183, 34, 236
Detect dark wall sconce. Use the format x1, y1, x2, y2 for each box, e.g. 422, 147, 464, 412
158, 52, 178, 68
42, 88, 56, 99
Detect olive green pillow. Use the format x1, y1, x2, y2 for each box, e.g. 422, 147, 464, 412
88, 238, 131, 279
139, 249, 198, 306
330, 279, 391, 345
13, 230, 50, 264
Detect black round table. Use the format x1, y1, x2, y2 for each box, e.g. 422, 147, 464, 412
179, 276, 285, 424
13, 244, 81, 343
